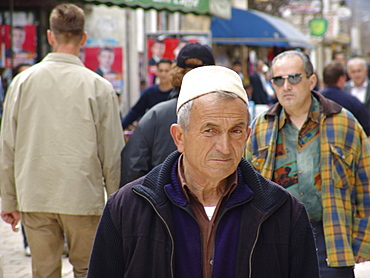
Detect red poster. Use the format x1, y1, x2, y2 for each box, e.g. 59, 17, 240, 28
82, 46, 124, 92
146, 33, 209, 86
3, 24, 37, 68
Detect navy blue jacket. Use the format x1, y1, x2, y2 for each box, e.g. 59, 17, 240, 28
320, 86, 370, 135
88, 152, 319, 278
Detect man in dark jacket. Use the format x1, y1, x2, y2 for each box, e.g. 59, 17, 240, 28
120, 43, 215, 186
250, 59, 270, 104
320, 61, 370, 138
88, 66, 319, 278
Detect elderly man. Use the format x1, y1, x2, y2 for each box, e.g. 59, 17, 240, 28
88, 66, 319, 277
344, 57, 370, 111
246, 50, 370, 277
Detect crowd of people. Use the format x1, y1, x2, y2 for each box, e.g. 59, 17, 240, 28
0, 3, 370, 278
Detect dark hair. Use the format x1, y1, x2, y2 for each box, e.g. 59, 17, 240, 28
323, 61, 345, 85
49, 3, 85, 44
98, 46, 114, 55
156, 58, 172, 67
332, 51, 346, 60
13, 26, 26, 32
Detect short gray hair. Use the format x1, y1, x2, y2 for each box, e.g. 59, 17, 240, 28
347, 57, 367, 71
271, 50, 314, 77
177, 91, 251, 131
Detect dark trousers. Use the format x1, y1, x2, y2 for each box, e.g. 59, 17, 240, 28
311, 221, 354, 278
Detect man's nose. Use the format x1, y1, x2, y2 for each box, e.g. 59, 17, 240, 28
216, 133, 231, 154
282, 77, 292, 90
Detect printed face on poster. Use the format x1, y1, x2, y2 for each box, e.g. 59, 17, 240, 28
2, 24, 37, 68
146, 32, 211, 86
82, 46, 124, 92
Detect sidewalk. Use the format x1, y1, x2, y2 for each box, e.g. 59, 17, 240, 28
0, 199, 73, 278
1, 197, 370, 277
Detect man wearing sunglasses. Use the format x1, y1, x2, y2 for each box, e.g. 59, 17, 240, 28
246, 50, 370, 278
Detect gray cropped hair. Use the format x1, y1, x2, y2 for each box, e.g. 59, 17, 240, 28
271, 50, 314, 77
177, 91, 251, 131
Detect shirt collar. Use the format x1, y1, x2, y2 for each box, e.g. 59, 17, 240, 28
278, 96, 321, 130
350, 79, 368, 88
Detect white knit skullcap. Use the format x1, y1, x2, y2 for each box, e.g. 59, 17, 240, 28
176, 65, 248, 113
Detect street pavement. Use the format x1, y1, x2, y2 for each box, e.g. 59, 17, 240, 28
1, 197, 370, 277
0, 199, 73, 278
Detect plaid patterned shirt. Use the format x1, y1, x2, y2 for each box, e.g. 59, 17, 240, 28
245, 91, 370, 267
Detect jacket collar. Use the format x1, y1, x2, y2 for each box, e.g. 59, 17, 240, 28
134, 151, 289, 215
42, 52, 85, 67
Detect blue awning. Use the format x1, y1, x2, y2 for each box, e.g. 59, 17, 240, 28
211, 8, 314, 48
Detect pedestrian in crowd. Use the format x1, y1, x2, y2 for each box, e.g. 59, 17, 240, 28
232, 60, 245, 84
121, 58, 173, 130
332, 51, 350, 81
249, 59, 271, 104
88, 65, 319, 277
119, 43, 215, 186
320, 61, 370, 138
344, 57, 370, 112
245, 50, 370, 277
262, 64, 276, 102
332, 51, 347, 67
0, 4, 124, 277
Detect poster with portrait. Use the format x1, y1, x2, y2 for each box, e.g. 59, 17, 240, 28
146, 32, 211, 86
2, 24, 37, 68
82, 46, 124, 93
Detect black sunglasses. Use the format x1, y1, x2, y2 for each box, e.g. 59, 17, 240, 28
271, 74, 310, 86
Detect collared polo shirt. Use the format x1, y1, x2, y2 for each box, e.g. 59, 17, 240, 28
273, 96, 323, 221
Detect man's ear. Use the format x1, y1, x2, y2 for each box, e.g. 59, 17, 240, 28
170, 123, 185, 153
81, 32, 87, 47
47, 30, 54, 46
309, 74, 318, 91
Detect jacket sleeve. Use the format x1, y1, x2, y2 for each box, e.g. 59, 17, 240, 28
351, 125, 370, 258
96, 87, 125, 196
88, 203, 125, 277
121, 92, 150, 129
289, 201, 320, 278
120, 124, 152, 187
0, 80, 20, 211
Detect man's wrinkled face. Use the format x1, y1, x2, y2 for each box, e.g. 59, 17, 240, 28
173, 94, 250, 183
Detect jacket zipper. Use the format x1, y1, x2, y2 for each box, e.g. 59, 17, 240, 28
248, 200, 286, 278
133, 189, 175, 278
248, 220, 263, 278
